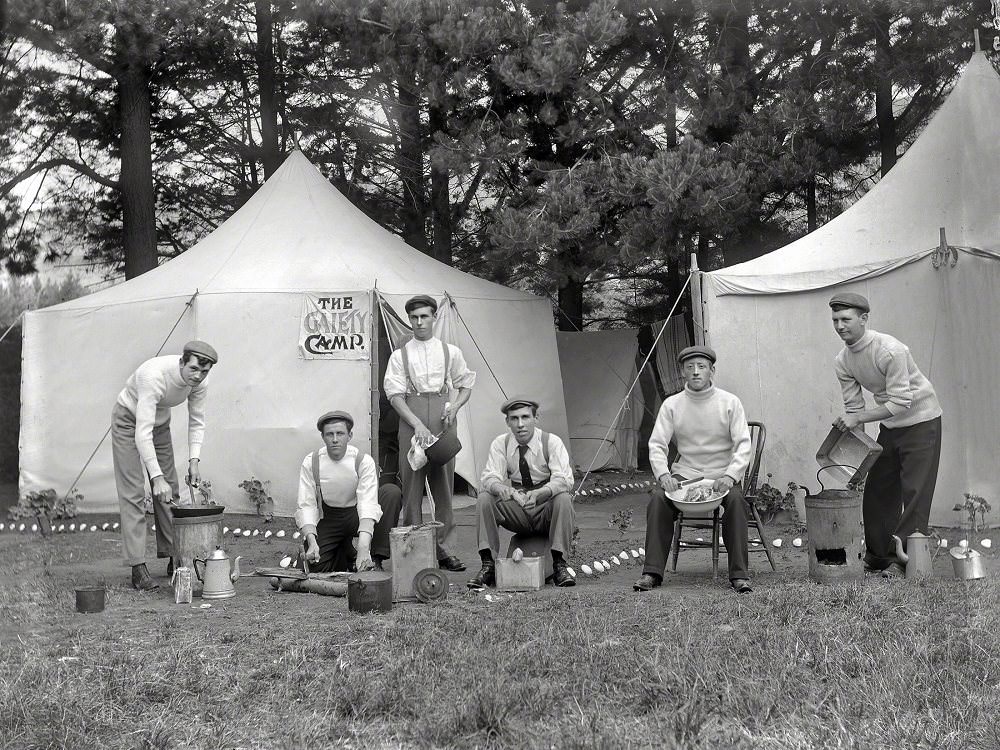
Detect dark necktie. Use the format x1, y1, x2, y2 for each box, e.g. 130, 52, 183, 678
517, 444, 534, 490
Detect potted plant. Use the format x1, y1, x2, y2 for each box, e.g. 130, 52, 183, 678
7, 488, 81, 536
950, 493, 991, 580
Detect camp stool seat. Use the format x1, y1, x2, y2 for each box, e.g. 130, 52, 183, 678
669, 421, 777, 579
506, 534, 554, 581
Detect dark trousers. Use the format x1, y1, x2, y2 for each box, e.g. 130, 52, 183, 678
863, 416, 942, 570
642, 483, 750, 581
476, 490, 576, 559
309, 485, 402, 573
397, 392, 455, 559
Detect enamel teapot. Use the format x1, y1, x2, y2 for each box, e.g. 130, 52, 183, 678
193, 547, 242, 599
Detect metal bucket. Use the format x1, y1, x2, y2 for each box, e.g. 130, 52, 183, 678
75, 586, 106, 613
171, 507, 223, 591
347, 571, 393, 613
389, 523, 439, 602
950, 548, 987, 580
803, 466, 864, 583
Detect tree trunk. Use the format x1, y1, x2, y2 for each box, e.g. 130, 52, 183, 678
557, 276, 584, 331
255, 0, 281, 178
707, 0, 753, 144
429, 104, 452, 265
806, 175, 817, 231
396, 62, 426, 252
874, 7, 897, 176
117, 57, 157, 279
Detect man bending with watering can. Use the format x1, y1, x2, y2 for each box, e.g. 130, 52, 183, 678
295, 411, 402, 572
112, 341, 217, 590
634, 346, 754, 594
383, 294, 476, 572
468, 396, 576, 589
829, 293, 942, 578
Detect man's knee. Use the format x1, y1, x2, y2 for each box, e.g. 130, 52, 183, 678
551, 492, 575, 516
378, 483, 402, 510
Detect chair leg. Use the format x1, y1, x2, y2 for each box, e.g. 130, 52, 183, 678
711, 509, 720, 580
749, 504, 778, 572
669, 514, 682, 572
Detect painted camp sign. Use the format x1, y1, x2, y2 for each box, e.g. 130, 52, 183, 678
299, 292, 370, 360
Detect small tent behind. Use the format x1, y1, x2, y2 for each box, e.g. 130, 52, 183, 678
20, 151, 569, 514
698, 52, 1000, 523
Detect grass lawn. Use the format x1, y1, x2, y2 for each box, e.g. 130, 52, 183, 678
1, 511, 998, 749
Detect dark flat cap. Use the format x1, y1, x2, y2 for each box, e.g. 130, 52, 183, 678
829, 292, 870, 312
316, 410, 354, 432
183, 340, 219, 364
404, 294, 438, 314
500, 396, 540, 414
677, 345, 716, 365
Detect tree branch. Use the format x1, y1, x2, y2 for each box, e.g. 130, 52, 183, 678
0, 158, 118, 196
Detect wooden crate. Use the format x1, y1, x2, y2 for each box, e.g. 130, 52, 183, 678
496, 556, 544, 592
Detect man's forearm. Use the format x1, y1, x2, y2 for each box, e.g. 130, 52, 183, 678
850, 405, 894, 424
453, 387, 472, 409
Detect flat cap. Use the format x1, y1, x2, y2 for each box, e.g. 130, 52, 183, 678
828, 292, 870, 312
500, 396, 540, 414
316, 410, 354, 432
404, 294, 438, 314
182, 340, 219, 364
677, 345, 716, 365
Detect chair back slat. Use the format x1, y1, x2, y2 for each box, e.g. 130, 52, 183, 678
742, 421, 766, 495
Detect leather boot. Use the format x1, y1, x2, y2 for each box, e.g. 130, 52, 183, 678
131, 563, 159, 591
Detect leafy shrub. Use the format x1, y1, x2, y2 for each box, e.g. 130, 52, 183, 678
8, 488, 81, 521
753, 474, 800, 524
238, 476, 274, 521
953, 493, 992, 546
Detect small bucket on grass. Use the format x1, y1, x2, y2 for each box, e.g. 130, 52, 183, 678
75, 586, 106, 614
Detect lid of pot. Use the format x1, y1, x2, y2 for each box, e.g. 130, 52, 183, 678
208, 547, 228, 560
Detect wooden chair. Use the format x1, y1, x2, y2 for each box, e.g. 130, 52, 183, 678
668, 421, 777, 578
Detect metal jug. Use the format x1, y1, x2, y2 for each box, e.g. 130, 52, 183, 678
893, 532, 935, 579
193, 547, 242, 599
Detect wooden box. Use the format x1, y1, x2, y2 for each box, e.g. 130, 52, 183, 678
496, 556, 545, 592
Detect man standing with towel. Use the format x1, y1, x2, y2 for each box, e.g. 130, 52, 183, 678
829, 292, 942, 578
112, 341, 218, 590
383, 294, 476, 572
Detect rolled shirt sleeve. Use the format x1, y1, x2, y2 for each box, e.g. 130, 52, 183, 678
647, 404, 675, 481
545, 436, 574, 495
835, 357, 865, 414
295, 454, 320, 536
383, 349, 407, 400
447, 344, 476, 390
479, 436, 509, 494
187, 383, 207, 462
724, 400, 752, 482
355, 453, 382, 536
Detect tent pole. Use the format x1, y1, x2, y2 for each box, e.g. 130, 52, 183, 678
370, 288, 379, 468
690, 252, 706, 346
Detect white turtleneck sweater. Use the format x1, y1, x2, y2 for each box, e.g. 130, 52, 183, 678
648, 384, 751, 482
834, 329, 942, 429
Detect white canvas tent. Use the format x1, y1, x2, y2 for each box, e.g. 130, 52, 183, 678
20, 151, 569, 514
697, 52, 1000, 524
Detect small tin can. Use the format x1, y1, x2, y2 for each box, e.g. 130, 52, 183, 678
172, 566, 193, 604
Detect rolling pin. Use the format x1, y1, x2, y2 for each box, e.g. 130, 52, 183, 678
268, 577, 348, 596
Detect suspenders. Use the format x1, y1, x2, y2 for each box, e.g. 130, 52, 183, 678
311, 448, 365, 509
398, 338, 450, 395
504, 431, 551, 484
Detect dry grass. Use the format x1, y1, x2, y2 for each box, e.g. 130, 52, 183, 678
1, 530, 998, 749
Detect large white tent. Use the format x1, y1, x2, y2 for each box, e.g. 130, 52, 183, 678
20, 151, 569, 514
697, 52, 1000, 524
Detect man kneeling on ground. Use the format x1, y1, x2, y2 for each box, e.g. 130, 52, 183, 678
634, 346, 754, 594
295, 411, 402, 572
468, 397, 576, 589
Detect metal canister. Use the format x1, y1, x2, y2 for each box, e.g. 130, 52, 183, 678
347, 571, 393, 613
172, 566, 193, 604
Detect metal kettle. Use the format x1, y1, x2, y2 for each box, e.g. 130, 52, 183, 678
892, 532, 935, 579
193, 546, 242, 599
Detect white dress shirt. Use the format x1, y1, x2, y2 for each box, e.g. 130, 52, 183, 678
383, 336, 477, 398
116, 355, 207, 479
480, 428, 574, 495
295, 445, 381, 536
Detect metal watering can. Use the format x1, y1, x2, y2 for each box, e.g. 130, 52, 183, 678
193, 547, 242, 599
891, 532, 937, 579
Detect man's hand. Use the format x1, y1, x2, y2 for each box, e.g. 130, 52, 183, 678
187, 459, 201, 488
495, 484, 517, 502
713, 476, 735, 495
305, 534, 321, 563
151, 475, 173, 504
413, 422, 434, 447
833, 413, 861, 432
355, 533, 375, 571
521, 490, 538, 510
659, 475, 680, 492
441, 402, 459, 428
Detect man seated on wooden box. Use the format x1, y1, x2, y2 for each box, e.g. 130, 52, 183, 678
467, 397, 576, 589
295, 411, 401, 572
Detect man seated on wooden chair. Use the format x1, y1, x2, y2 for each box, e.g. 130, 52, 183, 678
634, 346, 754, 594
295, 411, 402, 572
468, 396, 576, 589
